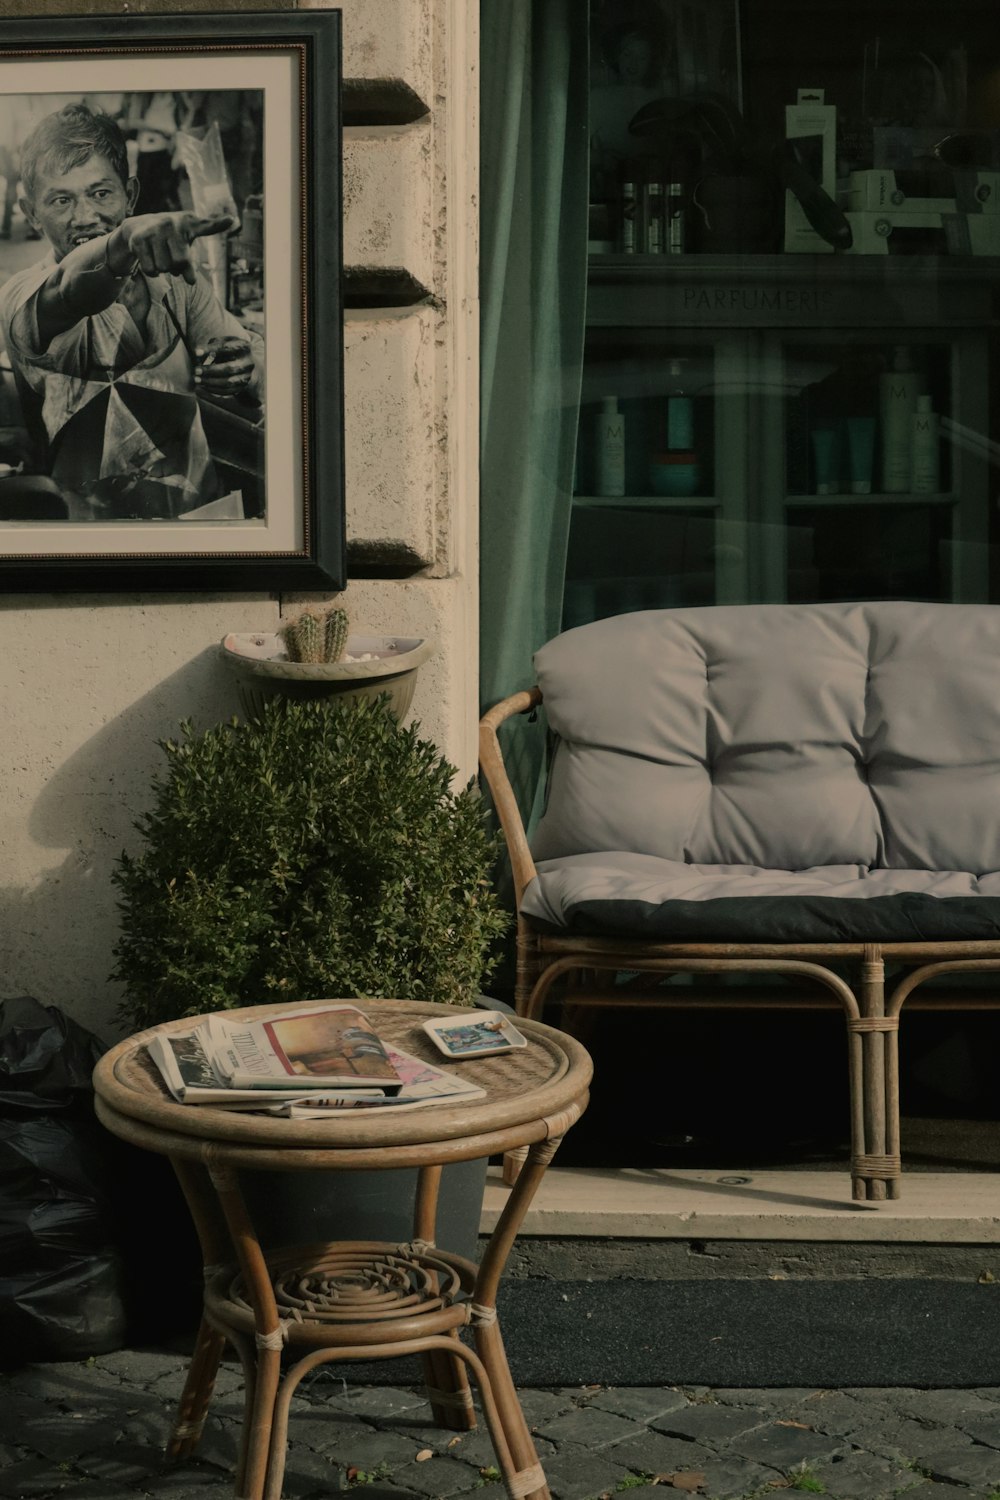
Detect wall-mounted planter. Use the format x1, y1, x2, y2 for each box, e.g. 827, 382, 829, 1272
221, 632, 435, 720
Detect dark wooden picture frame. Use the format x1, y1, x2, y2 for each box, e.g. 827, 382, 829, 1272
0, 9, 344, 592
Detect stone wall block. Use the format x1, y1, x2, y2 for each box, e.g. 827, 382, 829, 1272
344, 307, 439, 566
303, 0, 433, 101
343, 129, 434, 289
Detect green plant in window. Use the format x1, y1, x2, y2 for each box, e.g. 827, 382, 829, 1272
111, 695, 508, 1029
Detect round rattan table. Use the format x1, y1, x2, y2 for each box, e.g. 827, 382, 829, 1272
92, 998, 592, 1500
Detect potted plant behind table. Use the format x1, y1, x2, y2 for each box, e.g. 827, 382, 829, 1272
110, 694, 509, 1330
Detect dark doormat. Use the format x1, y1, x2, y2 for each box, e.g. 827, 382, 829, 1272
493, 1278, 1000, 1388
320, 1278, 1000, 1390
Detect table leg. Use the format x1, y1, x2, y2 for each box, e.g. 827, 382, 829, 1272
475, 1319, 550, 1500
241, 1343, 283, 1500
473, 1110, 582, 1500
228, 1329, 258, 1500
167, 1158, 232, 1461
414, 1164, 477, 1431
167, 1317, 227, 1461
424, 1329, 478, 1431
209, 1166, 285, 1500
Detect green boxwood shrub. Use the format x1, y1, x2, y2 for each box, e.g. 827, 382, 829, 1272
111, 697, 509, 1030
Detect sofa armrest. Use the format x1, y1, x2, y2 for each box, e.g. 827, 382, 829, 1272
478, 687, 542, 909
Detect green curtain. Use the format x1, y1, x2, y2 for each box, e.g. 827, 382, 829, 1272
479, 0, 589, 834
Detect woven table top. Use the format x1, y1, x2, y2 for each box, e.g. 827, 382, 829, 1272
92, 998, 592, 1168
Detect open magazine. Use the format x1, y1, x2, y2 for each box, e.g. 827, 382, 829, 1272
261, 1043, 486, 1116
147, 1012, 485, 1114
205, 1004, 401, 1091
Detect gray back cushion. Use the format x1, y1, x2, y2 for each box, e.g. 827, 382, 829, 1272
530, 603, 1000, 873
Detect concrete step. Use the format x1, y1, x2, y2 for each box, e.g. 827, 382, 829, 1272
482, 1167, 1000, 1285
482, 1166, 1000, 1244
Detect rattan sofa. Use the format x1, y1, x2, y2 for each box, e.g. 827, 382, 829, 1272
479, 601, 1000, 1201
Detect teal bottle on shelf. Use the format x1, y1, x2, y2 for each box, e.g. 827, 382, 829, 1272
650, 359, 699, 496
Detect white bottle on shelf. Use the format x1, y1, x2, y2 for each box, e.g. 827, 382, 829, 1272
911, 394, 940, 494
595, 396, 625, 497
880, 345, 922, 493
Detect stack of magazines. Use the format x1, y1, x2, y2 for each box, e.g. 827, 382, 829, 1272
147, 1002, 486, 1117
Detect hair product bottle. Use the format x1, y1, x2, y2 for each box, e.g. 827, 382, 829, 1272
845, 416, 876, 494
880, 345, 923, 493
621, 177, 639, 253
644, 179, 665, 254
595, 396, 626, 496
911, 395, 940, 493
649, 360, 699, 496
810, 425, 840, 494
666, 182, 685, 253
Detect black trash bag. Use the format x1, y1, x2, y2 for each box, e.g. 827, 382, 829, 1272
108, 1144, 203, 1345
0, 996, 127, 1364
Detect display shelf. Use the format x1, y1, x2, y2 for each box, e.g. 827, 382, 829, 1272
784, 492, 957, 508
588, 252, 1000, 281
573, 494, 720, 510
573, 0, 1000, 615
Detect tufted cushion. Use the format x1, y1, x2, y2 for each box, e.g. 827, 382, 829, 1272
525, 603, 1000, 941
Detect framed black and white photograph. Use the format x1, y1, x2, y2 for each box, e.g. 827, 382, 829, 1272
0, 9, 344, 591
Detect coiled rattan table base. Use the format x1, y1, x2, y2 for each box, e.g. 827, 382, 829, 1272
209, 1239, 473, 1341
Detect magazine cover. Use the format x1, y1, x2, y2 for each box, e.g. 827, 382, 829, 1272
209, 1004, 402, 1091
147, 1029, 309, 1105
265, 1043, 487, 1117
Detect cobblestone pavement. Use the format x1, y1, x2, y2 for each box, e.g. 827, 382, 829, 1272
3, 1351, 1000, 1500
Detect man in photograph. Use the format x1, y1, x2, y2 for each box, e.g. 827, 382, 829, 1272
0, 101, 264, 520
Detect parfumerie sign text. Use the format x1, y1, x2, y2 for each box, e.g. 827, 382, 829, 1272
682, 285, 836, 315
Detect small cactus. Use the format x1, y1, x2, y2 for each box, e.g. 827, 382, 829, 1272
280, 605, 350, 664
280, 610, 323, 662
323, 606, 349, 664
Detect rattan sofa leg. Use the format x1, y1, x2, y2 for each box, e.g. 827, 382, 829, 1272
849, 949, 901, 1201
502, 960, 551, 1186
514, 920, 542, 1016
504, 926, 549, 1184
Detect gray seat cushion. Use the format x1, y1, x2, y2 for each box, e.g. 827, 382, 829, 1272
521, 854, 1000, 941
524, 603, 1000, 942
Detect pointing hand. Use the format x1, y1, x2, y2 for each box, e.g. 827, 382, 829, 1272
117, 212, 235, 284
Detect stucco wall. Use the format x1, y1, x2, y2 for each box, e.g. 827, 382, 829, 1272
0, 0, 478, 1039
